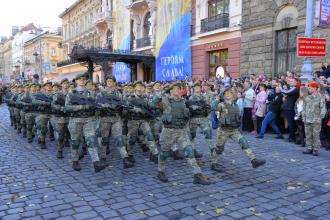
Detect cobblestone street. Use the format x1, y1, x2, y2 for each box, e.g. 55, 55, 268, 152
1, 104, 330, 220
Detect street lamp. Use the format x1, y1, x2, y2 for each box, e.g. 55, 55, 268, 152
300, 0, 315, 84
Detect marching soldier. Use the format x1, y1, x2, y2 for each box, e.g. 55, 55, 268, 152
187, 82, 211, 158
302, 82, 327, 156
17, 85, 31, 138
50, 79, 70, 159
13, 85, 23, 131
33, 82, 53, 148
3, 86, 15, 127
211, 88, 266, 172
123, 81, 159, 164
154, 82, 211, 185
25, 84, 40, 143
95, 76, 133, 168
65, 73, 105, 172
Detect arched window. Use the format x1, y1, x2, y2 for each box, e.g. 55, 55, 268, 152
143, 12, 151, 37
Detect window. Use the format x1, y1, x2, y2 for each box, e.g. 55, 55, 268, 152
209, 49, 228, 78
275, 28, 297, 75
51, 48, 56, 57
143, 12, 152, 37
208, 0, 229, 18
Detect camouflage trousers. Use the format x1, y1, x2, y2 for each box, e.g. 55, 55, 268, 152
97, 115, 128, 160
305, 123, 321, 151
25, 112, 36, 140
150, 118, 163, 143
68, 117, 99, 163
126, 120, 158, 156
8, 107, 15, 126
50, 116, 68, 152
189, 116, 212, 150
14, 108, 21, 129
211, 128, 256, 164
35, 114, 51, 142
20, 110, 27, 135
158, 126, 201, 174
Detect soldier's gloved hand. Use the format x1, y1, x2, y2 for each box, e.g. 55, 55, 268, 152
162, 113, 172, 124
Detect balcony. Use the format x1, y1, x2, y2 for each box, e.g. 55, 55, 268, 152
201, 13, 229, 33
135, 36, 151, 49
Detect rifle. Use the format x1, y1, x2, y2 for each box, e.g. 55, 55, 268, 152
70, 94, 112, 115
185, 99, 211, 116
127, 100, 157, 119
96, 97, 132, 110
35, 93, 53, 105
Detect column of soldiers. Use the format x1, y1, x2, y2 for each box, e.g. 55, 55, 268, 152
3, 72, 266, 185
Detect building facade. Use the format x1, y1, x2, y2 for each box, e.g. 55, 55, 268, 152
240, 0, 330, 77
2, 38, 13, 84
24, 32, 64, 82
191, 0, 242, 79
58, 0, 103, 82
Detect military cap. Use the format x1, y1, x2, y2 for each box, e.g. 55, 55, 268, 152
133, 81, 145, 87
60, 78, 69, 84
146, 82, 154, 88
193, 82, 202, 88
43, 82, 52, 87
106, 75, 117, 82
52, 83, 61, 88
153, 81, 162, 87
74, 72, 88, 81
169, 82, 183, 90
223, 87, 234, 95
309, 81, 320, 88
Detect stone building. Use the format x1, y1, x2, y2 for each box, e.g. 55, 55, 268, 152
191, 0, 242, 79
240, 0, 330, 77
58, 0, 103, 82
24, 32, 64, 82
2, 37, 13, 83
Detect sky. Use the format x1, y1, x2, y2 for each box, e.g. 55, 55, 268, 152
0, 0, 77, 38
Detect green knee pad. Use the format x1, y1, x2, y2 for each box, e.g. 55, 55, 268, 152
128, 136, 137, 145
146, 131, 155, 141
101, 137, 109, 146
86, 137, 96, 148
184, 145, 194, 158
71, 140, 80, 149
115, 136, 125, 147
160, 151, 171, 161
238, 137, 249, 150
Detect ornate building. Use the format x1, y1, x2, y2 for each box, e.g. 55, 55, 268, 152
240, 0, 330, 77
58, 0, 103, 82
191, 0, 242, 79
24, 32, 64, 82
2, 37, 13, 83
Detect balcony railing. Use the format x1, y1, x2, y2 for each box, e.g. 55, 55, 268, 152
201, 13, 229, 33
135, 36, 151, 49
57, 59, 78, 68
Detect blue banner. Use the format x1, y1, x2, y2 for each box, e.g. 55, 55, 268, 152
155, 0, 192, 81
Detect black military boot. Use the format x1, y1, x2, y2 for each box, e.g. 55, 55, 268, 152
303, 149, 313, 154
194, 149, 203, 159
22, 131, 27, 138
128, 155, 135, 163
40, 140, 47, 149
56, 150, 64, 159
72, 161, 81, 171
157, 171, 168, 183
251, 159, 266, 168
211, 163, 223, 172
172, 150, 184, 160
141, 144, 149, 152
49, 135, 55, 142
94, 161, 106, 173
106, 146, 111, 155
123, 157, 134, 169
193, 173, 212, 185
37, 138, 42, 145
100, 158, 109, 167
312, 150, 319, 156
79, 148, 88, 160
17, 128, 21, 134
27, 138, 33, 143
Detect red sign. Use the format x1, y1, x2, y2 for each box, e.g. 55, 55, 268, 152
297, 37, 327, 57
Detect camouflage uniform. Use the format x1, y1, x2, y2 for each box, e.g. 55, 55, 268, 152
24, 92, 38, 143
65, 87, 103, 172
96, 88, 132, 168
17, 89, 30, 138
187, 93, 212, 156
212, 98, 265, 171
50, 91, 69, 158
33, 91, 53, 148
302, 93, 327, 154
3, 91, 15, 127
123, 92, 159, 163
155, 89, 210, 184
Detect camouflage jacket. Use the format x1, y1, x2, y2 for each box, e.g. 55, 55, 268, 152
302, 93, 326, 124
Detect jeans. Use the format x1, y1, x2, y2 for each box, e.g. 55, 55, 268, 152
259, 112, 282, 137
283, 110, 296, 140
